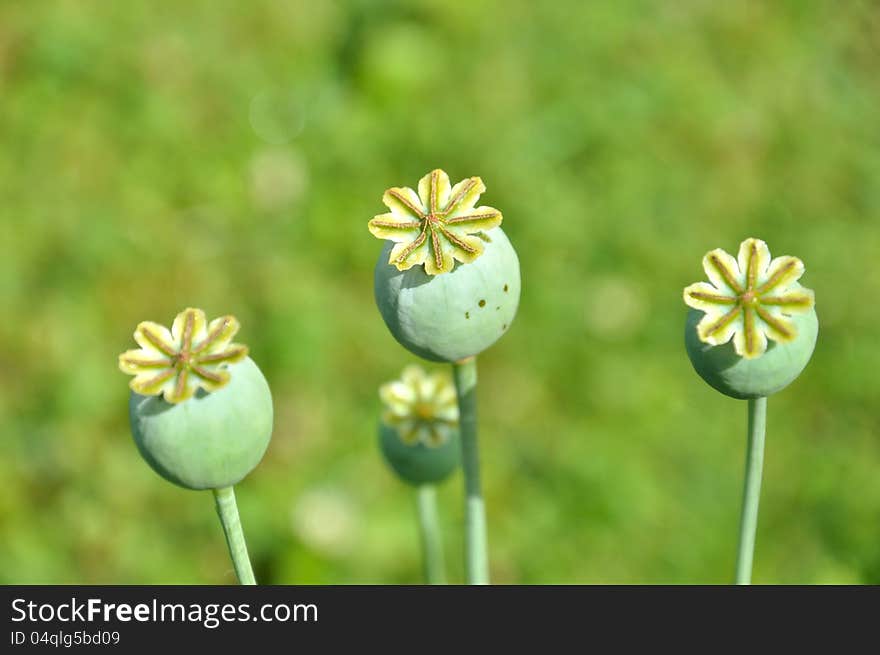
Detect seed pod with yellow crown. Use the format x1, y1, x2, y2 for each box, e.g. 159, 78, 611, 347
683, 238, 817, 584
367, 169, 520, 584
118, 308, 273, 584
378, 365, 460, 584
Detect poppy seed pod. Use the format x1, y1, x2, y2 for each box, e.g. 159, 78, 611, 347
119, 309, 273, 490
685, 307, 818, 399
129, 357, 273, 490
683, 238, 818, 399
379, 423, 460, 486
378, 365, 460, 485
369, 169, 520, 363
375, 228, 520, 362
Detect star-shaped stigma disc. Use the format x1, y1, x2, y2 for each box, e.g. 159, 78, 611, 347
379, 365, 459, 447
368, 169, 503, 275
683, 238, 815, 359
119, 307, 248, 403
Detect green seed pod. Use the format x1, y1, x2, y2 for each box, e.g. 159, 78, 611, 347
119, 308, 273, 490
378, 365, 460, 485
368, 169, 520, 363
129, 357, 273, 490
685, 307, 818, 400
379, 423, 460, 486
682, 238, 818, 399
375, 227, 520, 362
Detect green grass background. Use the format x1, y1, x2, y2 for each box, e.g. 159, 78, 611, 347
1, 0, 878, 584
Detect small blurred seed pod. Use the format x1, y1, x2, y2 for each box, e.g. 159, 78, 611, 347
683, 238, 818, 399
369, 169, 521, 362
378, 365, 460, 486
119, 308, 273, 490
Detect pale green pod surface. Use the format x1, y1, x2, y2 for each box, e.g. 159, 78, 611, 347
374, 226, 521, 363
379, 423, 460, 486
129, 357, 273, 490
684, 307, 818, 399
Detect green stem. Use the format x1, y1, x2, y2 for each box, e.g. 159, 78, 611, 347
213, 486, 256, 585
734, 396, 767, 585
416, 485, 446, 584
452, 356, 489, 585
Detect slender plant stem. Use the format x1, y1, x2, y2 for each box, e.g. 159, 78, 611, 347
734, 396, 767, 585
452, 356, 489, 585
213, 486, 256, 585
416, 485, 446, 584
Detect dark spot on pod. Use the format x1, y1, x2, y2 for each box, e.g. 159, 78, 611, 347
496, 306, 500, 310
502, 324, 507, 330
465, 312, 470, 319
503, 284, 509, 292
478, 299, 486, 307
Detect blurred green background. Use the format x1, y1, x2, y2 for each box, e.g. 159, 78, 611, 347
2, 0, 878, 584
